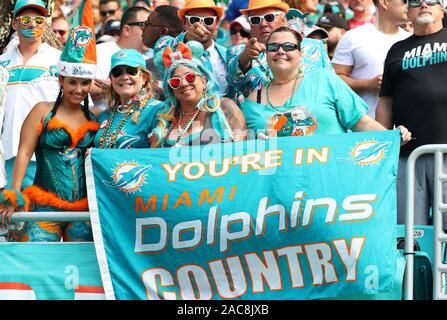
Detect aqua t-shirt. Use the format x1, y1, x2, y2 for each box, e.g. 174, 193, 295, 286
94, 99, 164, 149
240, 69, 368, 138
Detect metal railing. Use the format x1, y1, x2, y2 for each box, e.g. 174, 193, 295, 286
404, 145, 447, 300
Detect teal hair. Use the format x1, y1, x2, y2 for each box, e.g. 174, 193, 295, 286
162, 57, 222, 112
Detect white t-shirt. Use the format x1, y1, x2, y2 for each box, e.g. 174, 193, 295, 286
0, 42, 61, 160
206, 42, 228, 94
332, 23, 410, 117
94, 41, 121, 111
95, 40, 121, 80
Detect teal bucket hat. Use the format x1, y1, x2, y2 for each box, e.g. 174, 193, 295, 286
13, 0, 48, 18
111, 49, 146, 71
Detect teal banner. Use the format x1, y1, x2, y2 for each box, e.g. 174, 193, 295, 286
0, 243, 104, 300
86, 131, 401, 300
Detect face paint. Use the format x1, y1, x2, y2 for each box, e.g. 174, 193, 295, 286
19, 27, 44, 39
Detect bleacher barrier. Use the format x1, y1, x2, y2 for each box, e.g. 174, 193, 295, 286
404, 145, 447, 300
5, 146, 447, 300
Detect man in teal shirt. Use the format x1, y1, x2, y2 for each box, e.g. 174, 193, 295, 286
227, 0, 332, 97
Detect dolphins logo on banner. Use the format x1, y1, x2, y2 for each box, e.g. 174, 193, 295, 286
103, 161, 152, 194
348, 140, 391, 166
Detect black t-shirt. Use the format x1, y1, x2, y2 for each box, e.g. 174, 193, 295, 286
380, 28, 447, 157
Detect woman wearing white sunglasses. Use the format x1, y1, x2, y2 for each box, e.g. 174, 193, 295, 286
241, 27, 412, 143
151, 42, 247, 148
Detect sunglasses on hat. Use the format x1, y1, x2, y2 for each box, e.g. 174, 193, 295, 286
17, 15, 45, 26
248, 12, 283, 26
266, 42, 300, 53
185, 15, 217, 26
168, 72, 197, 89
110, 66, 140, 78
406, 0, 441, 7
230, 28, 250, 37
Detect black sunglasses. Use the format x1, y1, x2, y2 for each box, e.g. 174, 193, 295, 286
266, 42, 300, 52
407, 0, 441, 7
110, 66, 139, 78
100, 9, 117, 17
230, 28, 250, 37
127, 21, 146, 27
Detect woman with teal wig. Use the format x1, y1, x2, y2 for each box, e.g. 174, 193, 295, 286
150, 41, 247, 148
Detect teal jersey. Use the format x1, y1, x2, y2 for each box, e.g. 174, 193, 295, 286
94, 99, 164, 149
241, 69, 368, 137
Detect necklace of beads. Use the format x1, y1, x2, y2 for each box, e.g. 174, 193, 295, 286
161, 108, 201, 148
99, 94, 149, 148
266, 68, 303, 109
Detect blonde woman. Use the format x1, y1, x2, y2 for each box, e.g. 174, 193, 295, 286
94, 49, 164, 149
150, 42, 247, 148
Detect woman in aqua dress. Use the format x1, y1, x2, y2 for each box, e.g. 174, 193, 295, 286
241, 26, 412, 142
0, 28, 100, 241
94, 49, 164, 149
150, 41, 247, 148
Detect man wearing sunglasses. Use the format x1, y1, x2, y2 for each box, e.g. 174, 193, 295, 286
0, 0, 61, 189
97, 0, 123, 38
51, 16, 70, 45
227, 0, 333, 97
92, 6, 150, 110
154, 0, 232, 97
142, 5, 183, 99
376, 0, 447, 230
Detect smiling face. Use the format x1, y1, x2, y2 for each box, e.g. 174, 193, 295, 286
60, 76, 92, 105
266, 31, 302, 75
110, 66, 148, 102
170, 65, 206, 108
184, 8, 220, 36
13, 9, 47, 42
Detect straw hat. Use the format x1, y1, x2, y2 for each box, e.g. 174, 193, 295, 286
177, 0, 225, 20
240, 0, 289, 15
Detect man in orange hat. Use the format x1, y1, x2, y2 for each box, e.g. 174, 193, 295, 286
227, 0, 332, 97
153, 0, 232, 97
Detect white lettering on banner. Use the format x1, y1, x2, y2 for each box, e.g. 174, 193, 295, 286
177, 265, 213, 300
135, 218, 168, 253
172, 220, 202, 250
141, 237, 366, 300
277, 246, 305, 288
208, 256, 247, 298
333, 238, 365, 281
255, 197, 287, 236
142, 268, 177, 300
219, 211, 251, 252
245, 252, 282, 293
302, 198, 337, 226
135, 194, 376, 254
304, 243, 339, 285
339, 194, 377, 222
